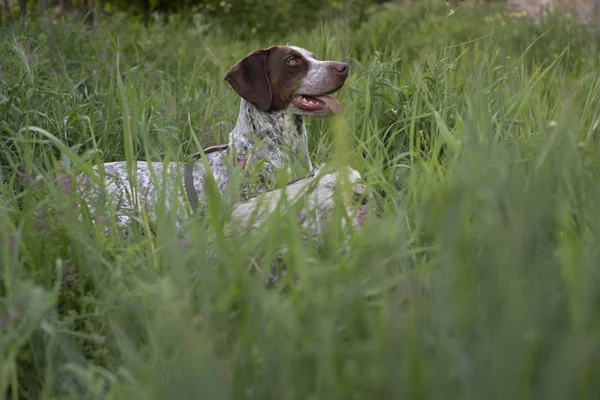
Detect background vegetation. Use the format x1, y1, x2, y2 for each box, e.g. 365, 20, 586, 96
0, 0, 384, 37
2, 0, 600, 399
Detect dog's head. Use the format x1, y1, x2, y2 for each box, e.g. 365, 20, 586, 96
224, 45, 349, 117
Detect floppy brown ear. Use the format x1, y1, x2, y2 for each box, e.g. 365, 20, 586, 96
224, 49, 272, 112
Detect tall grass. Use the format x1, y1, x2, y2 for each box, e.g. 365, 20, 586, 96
2, 2, 600, 399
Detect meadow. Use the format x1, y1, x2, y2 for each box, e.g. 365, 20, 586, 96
2, 1, 600, 398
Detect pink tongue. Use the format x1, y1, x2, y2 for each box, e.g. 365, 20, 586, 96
315, 95, 344, 114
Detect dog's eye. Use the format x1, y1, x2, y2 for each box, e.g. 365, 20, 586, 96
287, 57, 299, 66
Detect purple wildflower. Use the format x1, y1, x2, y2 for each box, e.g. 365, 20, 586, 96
63, 264, 77, 286
297, 208, 307, 224
0, 306, 21, 329
20, 169, 35, 187
57, 173, 72, 194
352, 205, 368, 229
34, 209, 47, 232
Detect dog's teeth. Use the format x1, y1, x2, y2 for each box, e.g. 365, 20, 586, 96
298, 97, 322, 108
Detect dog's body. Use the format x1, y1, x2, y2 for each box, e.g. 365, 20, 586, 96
76, 46, 350, 228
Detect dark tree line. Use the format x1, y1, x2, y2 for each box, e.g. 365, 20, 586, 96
1, 0, 97, 25
1, 0, 385, 36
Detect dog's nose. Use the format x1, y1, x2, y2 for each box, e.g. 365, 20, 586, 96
333, 62, 349, 77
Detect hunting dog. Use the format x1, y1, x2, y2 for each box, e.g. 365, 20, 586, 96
76, 45, 351, 229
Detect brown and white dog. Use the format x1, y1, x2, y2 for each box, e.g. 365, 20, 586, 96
76, 45, 352, 230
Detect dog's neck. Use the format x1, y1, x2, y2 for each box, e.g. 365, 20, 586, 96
228, 99, 306, 169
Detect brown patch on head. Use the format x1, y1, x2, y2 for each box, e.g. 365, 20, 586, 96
224, 46, 309, 112
265, 46, 309, 111
224, 49, 271, 111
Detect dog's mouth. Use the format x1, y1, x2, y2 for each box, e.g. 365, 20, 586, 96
292, 94, 344, 115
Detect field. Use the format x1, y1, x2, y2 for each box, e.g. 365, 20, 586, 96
2, 1, 600, 398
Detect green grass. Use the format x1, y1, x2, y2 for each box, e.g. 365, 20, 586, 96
2, 1, 600, 398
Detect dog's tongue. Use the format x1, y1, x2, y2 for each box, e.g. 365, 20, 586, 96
316, 95, 344, 114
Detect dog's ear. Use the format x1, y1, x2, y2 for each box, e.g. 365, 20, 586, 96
224, 49, 272, 112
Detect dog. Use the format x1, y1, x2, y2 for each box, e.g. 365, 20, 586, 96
76, 45, 351, 230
